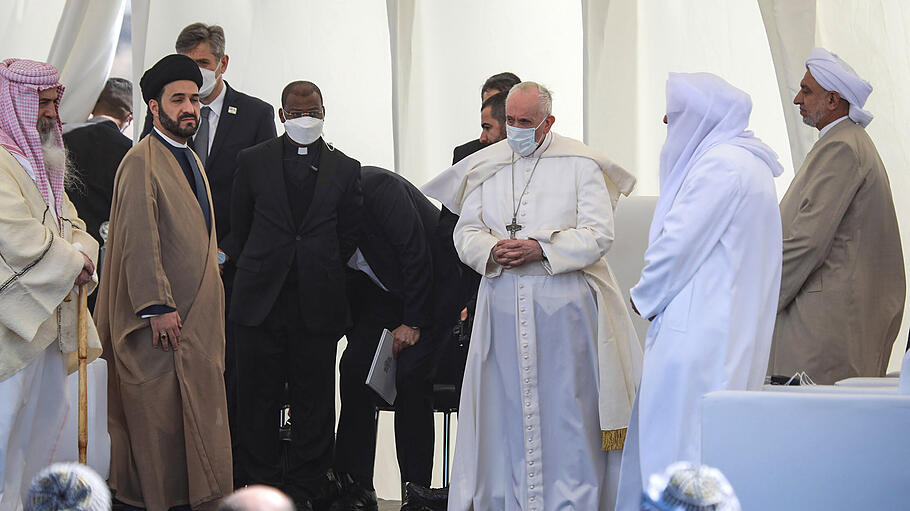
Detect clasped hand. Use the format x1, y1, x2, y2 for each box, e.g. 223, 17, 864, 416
491, 239, 543, 269
74, 252, 94, 286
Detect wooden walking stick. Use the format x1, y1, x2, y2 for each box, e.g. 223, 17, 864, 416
77, 283, 88, 464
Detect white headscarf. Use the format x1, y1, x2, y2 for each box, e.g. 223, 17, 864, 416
806, 48, 873, 127
649, 72, 784, 244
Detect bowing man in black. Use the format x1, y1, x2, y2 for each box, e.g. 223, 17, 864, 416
64, 78, 133, 248
330, 167, 461, 510
229, 81, 361, 511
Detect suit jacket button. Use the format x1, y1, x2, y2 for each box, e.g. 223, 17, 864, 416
295, 235, 302, 241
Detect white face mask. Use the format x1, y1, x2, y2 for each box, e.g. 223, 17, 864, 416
506, 116, 547, 156
198, 63, 220, 98
284, 116, 324, 145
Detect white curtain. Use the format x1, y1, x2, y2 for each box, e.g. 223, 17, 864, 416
757, 0, 818, 171
582, 0, 638, 176
0, 0, 66, 62
48, 0, 126, 124
390, 0, 583, 187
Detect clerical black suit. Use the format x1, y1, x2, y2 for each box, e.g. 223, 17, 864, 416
229, 135, 361, 502
64, 118, 131, 245
334, 166, 461, 490
142, 81, 275, 482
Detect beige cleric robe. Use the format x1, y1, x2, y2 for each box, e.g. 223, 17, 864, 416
94, 134, 231, 511
0, 146, 101, 381
769, 120, 905, 384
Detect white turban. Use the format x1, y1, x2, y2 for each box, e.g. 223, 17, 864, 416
642, 462, 741, 511
25, 463, 111, 511
806, 47, 873, 127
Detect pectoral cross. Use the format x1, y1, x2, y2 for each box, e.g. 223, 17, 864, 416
506, 216, 523, 239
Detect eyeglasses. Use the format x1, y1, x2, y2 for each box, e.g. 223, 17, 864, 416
284, 109, 324, 120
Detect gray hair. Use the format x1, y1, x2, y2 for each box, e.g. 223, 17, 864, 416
507, 81, 553, 118
175, 23, 226, 59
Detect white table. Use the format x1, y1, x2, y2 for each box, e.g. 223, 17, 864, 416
701, 389, 910, 510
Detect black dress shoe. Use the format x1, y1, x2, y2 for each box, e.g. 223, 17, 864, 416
328, 473, 378, 511
401, 483, 447, 511
112, 498, 145, 511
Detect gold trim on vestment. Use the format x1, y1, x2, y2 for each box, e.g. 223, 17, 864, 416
601, 428, 627, 451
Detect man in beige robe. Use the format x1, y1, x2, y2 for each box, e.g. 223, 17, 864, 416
769, 48, 905, 385
94, 54, 231, 511
0, 59, 99, 511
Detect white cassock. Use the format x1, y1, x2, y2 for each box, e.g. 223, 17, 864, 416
433, 132, 641, 511
615, 73, 783, 509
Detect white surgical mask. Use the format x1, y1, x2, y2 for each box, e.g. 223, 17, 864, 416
506, 116, 547, 156
284, 116, 324, 145
198, 64, 220, 98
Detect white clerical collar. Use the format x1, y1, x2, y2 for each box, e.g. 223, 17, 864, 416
818, 116, 849, 139
154, 126, 188, 148
204, 82, 226, 118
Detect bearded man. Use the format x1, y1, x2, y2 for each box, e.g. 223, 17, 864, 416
0, 59, 100, 511
94, 54, 231, 511
769, 48, 905, 384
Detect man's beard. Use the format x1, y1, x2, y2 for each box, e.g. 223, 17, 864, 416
159, 107, 199, 138
800, 106, 824, 128
39, 121, 81, 191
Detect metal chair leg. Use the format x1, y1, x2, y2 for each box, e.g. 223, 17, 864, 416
443, 410, 451, 487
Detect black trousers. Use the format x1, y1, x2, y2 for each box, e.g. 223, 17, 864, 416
221, 265, 242, 485
334, 273, 447, 489
235, 283, 339, 500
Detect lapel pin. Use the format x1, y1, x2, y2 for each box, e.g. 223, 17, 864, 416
227, 106, 238, 114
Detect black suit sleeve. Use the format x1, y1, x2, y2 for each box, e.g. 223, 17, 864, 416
229, 149, 255, 261
370, 178, 435, 328
336, 165, 362, 264
219, 103, 276, 258
254, 104, 277, 143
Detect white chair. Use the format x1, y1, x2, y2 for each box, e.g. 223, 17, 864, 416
607, 195, 658, 347
834, 377, 900, 388
701, 389, 910, 510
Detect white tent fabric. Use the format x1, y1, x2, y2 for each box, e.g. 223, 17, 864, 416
0, 1, 66, 62
48, 0, 126, 124
388, 0, 584, 186
757, 0, 818, 171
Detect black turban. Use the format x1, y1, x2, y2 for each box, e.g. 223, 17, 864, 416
139, 54, 203, 104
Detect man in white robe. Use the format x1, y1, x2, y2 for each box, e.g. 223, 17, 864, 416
423, 82, 641, 511
615, 73, 783, 510
0, 59, 100, 511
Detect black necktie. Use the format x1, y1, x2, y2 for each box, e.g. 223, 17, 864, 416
182, 148, 212, 233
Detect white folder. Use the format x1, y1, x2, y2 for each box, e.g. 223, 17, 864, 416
366, 328, 397, 405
